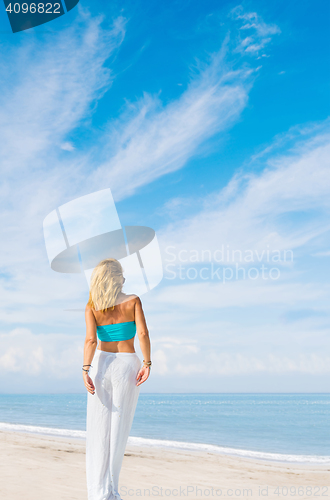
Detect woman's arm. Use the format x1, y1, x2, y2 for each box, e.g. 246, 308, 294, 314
83, 305, 97, 395
135, 297, 151, 386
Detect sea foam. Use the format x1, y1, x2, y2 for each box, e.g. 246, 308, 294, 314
1, 421, 329, 465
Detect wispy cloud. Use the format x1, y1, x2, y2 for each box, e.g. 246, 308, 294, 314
229, 5, 281, 55
0, 12, 126, 176
89, 50, 254, 199
159, 122, 330, 262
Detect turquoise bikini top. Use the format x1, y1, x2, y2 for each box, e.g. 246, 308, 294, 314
96, 321, 136, 342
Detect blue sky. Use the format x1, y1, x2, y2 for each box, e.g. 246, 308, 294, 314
0, 0, 329, 393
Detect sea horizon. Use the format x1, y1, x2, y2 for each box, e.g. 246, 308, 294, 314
1, 391, 329, 394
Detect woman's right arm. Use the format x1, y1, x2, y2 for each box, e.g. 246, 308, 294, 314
135, 297, 151, 386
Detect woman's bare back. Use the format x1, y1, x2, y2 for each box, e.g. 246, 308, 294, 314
92, 293, 138, 353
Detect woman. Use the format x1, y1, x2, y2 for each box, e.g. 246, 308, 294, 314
82, 258, 151, 500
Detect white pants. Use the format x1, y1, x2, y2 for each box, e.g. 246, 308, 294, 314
86, 350, 141, 500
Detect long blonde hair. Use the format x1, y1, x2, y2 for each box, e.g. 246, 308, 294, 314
87, 258, 124, 313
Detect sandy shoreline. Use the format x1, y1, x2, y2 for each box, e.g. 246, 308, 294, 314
0, 431, 329, 500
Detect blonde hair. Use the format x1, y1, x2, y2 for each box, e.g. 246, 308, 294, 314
87, 258, 124, 313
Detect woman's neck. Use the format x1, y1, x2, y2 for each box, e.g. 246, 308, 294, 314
114, 291, 126, 305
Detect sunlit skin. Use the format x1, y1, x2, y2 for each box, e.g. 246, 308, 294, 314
83, 290, 151, 394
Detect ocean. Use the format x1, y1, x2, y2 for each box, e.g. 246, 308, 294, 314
0, 393, 329, 465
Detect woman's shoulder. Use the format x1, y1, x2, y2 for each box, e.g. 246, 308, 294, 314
85, 303, 96, 321
118, 294, 143, 314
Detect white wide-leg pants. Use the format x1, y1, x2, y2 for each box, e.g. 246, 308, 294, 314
86, 350, 141, 500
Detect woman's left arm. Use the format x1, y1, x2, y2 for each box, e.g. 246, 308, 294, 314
83, 305, 97, 395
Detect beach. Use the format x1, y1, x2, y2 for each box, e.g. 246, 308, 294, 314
0, 431, 329, 500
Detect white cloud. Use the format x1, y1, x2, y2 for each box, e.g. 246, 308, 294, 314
61, 142, 76, 151
152, 280, 329, 309
3, 325, 327, 386
175, 352, 330, 376
0, 328, 83, 378
313, 251, 330, 257
152, 349, 169, 375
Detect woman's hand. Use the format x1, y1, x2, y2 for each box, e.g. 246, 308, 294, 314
136, 366, 150, 386
83, 371, 95, 395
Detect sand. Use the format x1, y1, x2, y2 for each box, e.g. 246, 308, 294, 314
0, 431, 329, 500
